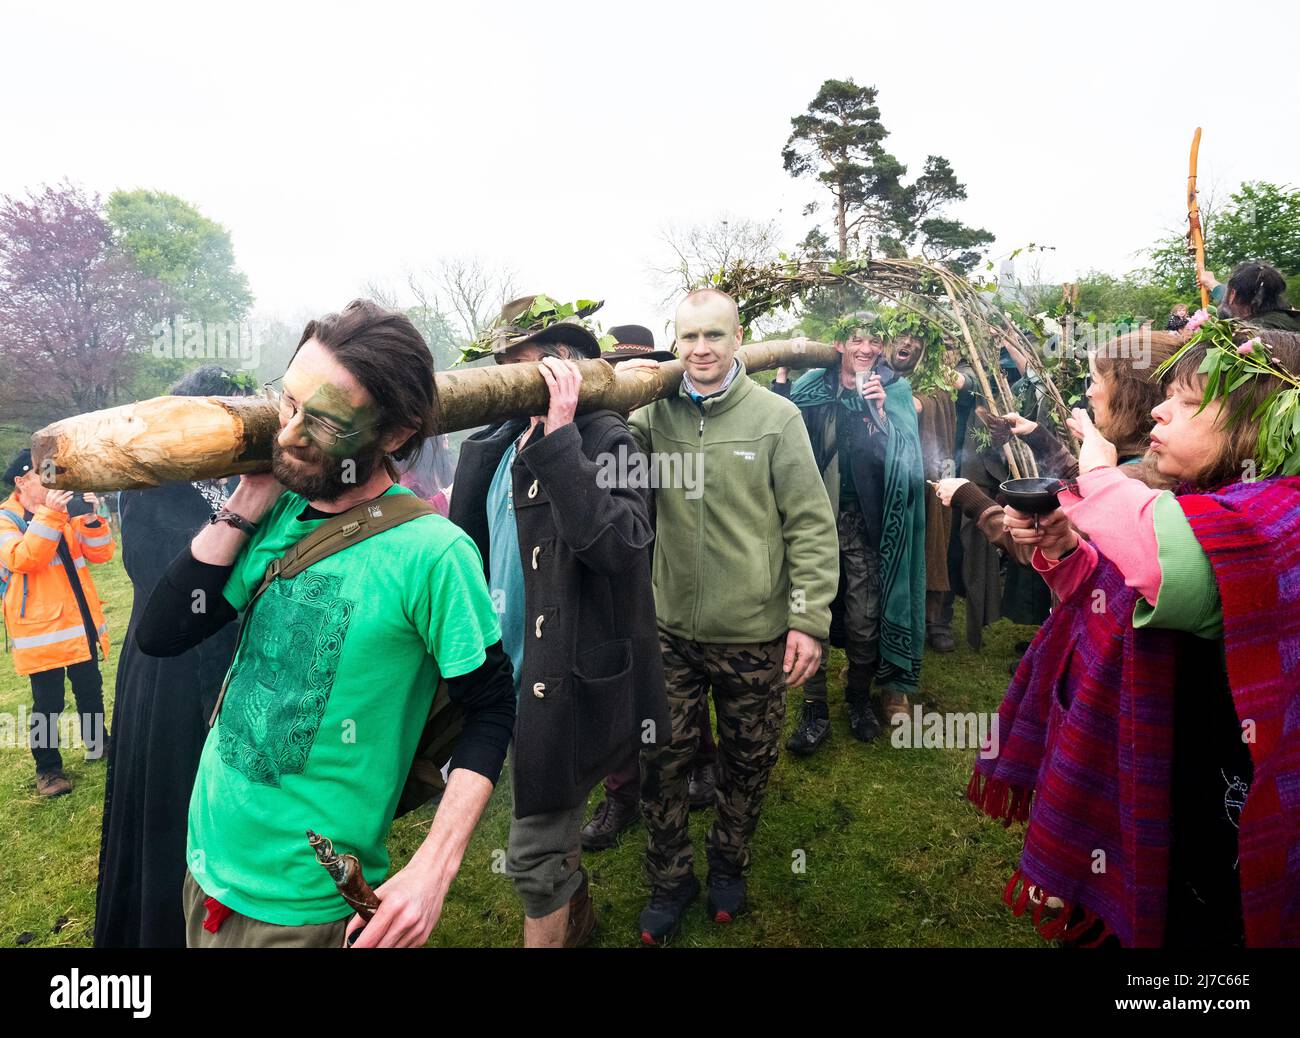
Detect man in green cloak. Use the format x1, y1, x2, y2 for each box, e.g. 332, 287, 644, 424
773, 314, 926, 753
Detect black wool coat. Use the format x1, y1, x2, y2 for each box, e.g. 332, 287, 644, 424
449, 410, 669, 818
95, 480, 241, 947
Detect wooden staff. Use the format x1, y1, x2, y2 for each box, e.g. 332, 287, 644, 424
32, 341, 842, 491
1188, 126, 1210, 310
936, 272, 1027, 480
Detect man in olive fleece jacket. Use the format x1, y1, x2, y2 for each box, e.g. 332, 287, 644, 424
625, 288, 838, 943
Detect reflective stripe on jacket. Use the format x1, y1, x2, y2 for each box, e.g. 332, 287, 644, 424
0, 493, 113, 675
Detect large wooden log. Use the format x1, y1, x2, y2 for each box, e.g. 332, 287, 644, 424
32, 340, 840, 490
31, 396, 282, 492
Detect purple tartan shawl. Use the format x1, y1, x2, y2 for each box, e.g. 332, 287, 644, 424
969, 476, 1300, 947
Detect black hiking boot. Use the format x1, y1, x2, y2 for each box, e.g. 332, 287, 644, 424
845, 662, 881, 743
785, 700, 830, 756
638, 875, 701, 945
706, 865, 747, 924
580, 795, 639, 852
846, 696, 882, 742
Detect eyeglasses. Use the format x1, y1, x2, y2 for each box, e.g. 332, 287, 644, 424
262, 378, 375, 448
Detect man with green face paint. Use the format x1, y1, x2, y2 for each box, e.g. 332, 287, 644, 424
137, 299, 516, 948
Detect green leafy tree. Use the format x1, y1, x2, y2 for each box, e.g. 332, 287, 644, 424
782, 78, 900, 261
1071, 270, 1183, 327
1146, 181, 1300, 297
106, 189, 253, 323
783, 78, 993, 272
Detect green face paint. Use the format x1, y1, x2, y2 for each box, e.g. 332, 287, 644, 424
301, 381, 380, 457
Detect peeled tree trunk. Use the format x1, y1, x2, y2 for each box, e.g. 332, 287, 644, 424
32, 340, 841, 491
30, 395, 282, 492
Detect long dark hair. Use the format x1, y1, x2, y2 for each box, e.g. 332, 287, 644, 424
1226, 261, 1290, 317
168, 365, 251, 397
294, 299, 437, 461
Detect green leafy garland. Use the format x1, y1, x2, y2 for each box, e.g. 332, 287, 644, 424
832, 306, 955, 397
1155, 309, 1300, 477
457, 295, 615, 365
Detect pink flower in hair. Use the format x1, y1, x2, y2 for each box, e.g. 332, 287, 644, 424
1185, 309, 1209, 334
1237, 338, 1261, 355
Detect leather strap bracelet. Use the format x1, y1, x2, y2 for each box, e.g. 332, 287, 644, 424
209, 508, 258, 537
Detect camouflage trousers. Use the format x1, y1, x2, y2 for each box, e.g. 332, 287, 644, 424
640, 629, 787, 889
805, 508, 880, 704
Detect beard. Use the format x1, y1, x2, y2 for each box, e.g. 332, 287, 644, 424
271, 438, 385, 502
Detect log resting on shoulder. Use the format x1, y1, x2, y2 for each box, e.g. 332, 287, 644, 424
32, 340, 841, 490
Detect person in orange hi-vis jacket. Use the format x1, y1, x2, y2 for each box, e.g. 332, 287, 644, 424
1, 448, 114, 797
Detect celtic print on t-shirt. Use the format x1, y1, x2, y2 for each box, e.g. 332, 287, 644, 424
218, 570, 354, 786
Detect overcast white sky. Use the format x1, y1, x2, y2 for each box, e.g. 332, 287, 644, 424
4, 0, 1295, 342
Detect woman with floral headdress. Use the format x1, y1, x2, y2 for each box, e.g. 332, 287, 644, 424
971, 324, 1300, 947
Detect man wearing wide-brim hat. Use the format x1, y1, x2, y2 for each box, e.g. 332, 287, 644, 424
477, 294, 607, 361
449, 294, 670, 947
601, 324, 678, 365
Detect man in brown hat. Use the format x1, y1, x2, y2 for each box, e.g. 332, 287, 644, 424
449, 295, 670, 947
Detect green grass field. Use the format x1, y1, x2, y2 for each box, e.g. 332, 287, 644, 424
1, 553, 1042, 948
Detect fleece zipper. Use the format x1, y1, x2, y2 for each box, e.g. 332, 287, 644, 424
691, 401, 706, 638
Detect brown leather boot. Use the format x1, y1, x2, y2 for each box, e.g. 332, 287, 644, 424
881, 690, 910, 725
36, 770, 72, 797
563, 869, 597, 948
580, 796, 639, 852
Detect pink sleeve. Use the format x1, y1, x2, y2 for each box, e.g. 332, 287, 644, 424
1057, 466, 1164, 601
1032, 538, 1099, 599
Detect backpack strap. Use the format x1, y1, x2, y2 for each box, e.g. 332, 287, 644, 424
208, 492, 436, 726
0, 508, 27, 533
0, 509, 30, 635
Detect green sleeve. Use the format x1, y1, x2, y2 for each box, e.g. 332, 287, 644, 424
770, 411, 839, 640
1132, 493, 1222, 639
417, 532, 502, 678
220, 494, 293, 612
1210, 283, 1226, 306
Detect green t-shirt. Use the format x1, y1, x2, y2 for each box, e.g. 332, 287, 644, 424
186, 484, 501, 925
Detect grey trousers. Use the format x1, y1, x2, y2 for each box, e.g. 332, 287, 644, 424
506, 801, 588, 918
804, 508, 881, 703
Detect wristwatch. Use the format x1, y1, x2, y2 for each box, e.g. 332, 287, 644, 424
209, 508, 258, 536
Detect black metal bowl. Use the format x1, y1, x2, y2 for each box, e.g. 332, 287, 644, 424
999, 477, 1066, 516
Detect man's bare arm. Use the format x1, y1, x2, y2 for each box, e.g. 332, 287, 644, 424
345, 768, 494, 948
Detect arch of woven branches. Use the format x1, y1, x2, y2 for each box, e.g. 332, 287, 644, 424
710, 255, 1076, 480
